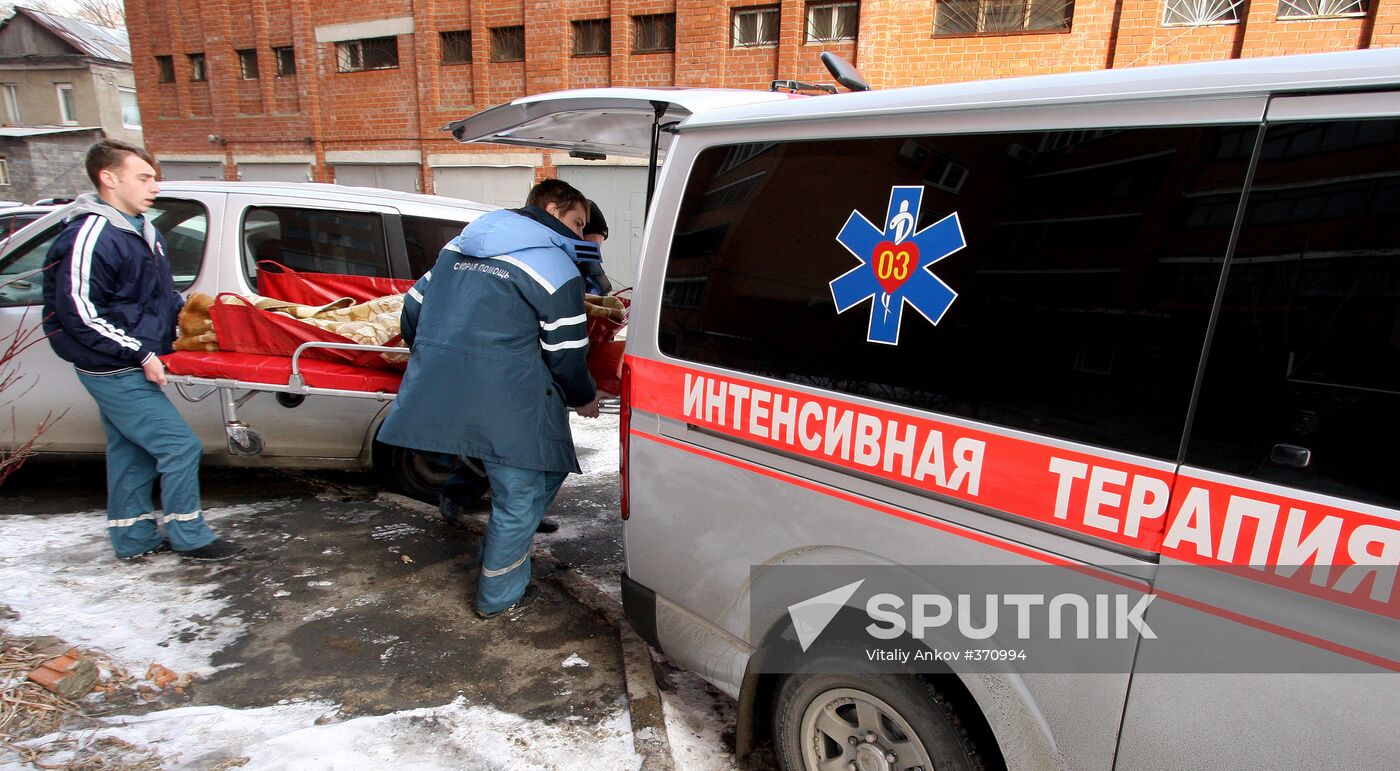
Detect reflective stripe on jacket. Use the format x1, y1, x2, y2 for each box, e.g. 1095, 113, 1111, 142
379, 208, 597, 473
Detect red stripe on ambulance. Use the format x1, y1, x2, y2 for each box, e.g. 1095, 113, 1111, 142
628, 357, 1400, 619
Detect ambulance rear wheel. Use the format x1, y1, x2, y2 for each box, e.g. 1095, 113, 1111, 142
774, 672, 983, 771
381, 445, 452, 504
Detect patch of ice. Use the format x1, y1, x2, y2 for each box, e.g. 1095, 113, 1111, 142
307, 581, 334, 587
370, 523, 423, 541
8, 696, 642, 771
562, 653, 590, 669
273, 591, 291, 598
0, 504, 277, 675
301, 607, 338, 622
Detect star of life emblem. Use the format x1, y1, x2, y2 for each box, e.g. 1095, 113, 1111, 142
829, 186, 966, 345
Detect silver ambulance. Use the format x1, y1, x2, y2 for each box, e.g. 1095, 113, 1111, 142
452, 50, 1400, 770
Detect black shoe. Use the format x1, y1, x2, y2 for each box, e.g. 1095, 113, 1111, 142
118, 540, 171, 561
536, 518, 560, 534
439, 496, 474, 530
475, 583, 541, 620
178, 538, 245, 561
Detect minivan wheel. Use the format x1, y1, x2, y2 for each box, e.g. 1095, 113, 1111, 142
775, 673, 982, 771
382, 444, 452, 504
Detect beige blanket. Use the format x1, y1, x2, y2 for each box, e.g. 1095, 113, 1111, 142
174, 292, 408, 364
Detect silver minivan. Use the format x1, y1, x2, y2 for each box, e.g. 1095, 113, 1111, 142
0, 182, 491, 498
461, 51, 1400, 769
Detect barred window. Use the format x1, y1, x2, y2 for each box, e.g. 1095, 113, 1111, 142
336, 37, 399, 72
238, 49, 260, 79
934, 0, 1073, 35
573, 19, 611, 56
634, 14, 676, 53
188, 53, 207, 82
734, 6, 781, 47
156, 55, 175, 83
805, 1, 858, 42
274, 46, 296, 76
1163, 0, 1244, 25
491, 26, 525, 62
1277, 0, 1366, 19
441, 30, 472, 64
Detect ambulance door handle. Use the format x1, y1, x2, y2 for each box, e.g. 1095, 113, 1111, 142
1270, 444, 1312, 468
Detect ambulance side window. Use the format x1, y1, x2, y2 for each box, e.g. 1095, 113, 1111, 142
1186, 118, 1400, 509
658, 127, 1257, 460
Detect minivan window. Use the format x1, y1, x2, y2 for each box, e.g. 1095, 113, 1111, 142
402, 214, 469, 277
243, 206, 390, 282
0, 223, 61, 307
0, 198, 207, 307
658, 126, 1258, 459
1186, 118, 1400, 509
146, 198, 209, 289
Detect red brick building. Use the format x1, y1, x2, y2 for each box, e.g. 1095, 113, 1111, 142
126, 0, 1398, 201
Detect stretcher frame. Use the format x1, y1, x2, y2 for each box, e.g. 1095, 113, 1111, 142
168, 340, 403, 457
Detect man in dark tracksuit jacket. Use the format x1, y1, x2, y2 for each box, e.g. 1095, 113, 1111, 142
381, 180, 599, 618
41, 140, 242, 561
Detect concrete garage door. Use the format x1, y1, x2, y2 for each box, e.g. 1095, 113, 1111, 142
240, 163, 309, 183
333, 164, 420, 193
432, 166, 532, 209
556, 165, 648, 287
159, 161, 223, 181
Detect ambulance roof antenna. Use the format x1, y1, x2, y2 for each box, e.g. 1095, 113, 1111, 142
820, 52, 871, 92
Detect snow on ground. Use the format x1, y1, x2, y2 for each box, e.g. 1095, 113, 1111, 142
657, 667, 744, 771
4, 697, 642, 771
0, 412, 733, 771
566, 411, 621, 479
0, 502, 282, 675
562, 412, 748, 771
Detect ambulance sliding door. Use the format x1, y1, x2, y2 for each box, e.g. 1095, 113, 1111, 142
1116, 97, 1400, 769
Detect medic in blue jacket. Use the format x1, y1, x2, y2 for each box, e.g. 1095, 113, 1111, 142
380, 179, 600, 619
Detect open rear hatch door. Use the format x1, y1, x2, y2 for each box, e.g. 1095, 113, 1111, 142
445, 88, 798, 213
444, 88, 798, 159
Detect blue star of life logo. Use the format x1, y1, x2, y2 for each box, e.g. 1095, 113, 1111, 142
830, 186, 966, 345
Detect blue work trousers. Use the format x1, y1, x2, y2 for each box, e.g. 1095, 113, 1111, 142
77, 369, 217, 557
476, 460, 567, 614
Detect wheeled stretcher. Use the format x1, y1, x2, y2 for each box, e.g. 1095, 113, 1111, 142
164, 341, 406, 457
163, 262, 627, 457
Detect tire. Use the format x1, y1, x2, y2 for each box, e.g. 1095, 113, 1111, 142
774, 671, 983, 771
380, 444, 452, 504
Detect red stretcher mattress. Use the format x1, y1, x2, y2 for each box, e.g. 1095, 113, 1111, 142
163, 351, 403, 394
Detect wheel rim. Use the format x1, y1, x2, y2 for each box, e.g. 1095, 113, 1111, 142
799, 687, 933, 771
404, 450, 451, 491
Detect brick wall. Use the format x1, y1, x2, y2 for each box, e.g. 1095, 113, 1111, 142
125, 0, 1396, 188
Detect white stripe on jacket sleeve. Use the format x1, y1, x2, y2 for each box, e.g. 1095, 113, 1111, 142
540, 337, 589, 352
539, 313, 586, 331
69, 217, 141, 351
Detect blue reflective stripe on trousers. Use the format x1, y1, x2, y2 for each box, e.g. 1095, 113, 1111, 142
77, 369, 217, 557
475, 460, 567, 614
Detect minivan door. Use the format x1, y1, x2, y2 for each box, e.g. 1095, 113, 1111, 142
196, 193, 402, 459
1116, 93, 1400, 770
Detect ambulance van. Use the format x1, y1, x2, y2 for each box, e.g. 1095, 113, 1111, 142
450, 49, 1400, 770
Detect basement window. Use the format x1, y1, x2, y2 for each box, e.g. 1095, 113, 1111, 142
633, 13, 676, 53
573, 19, 611, 56
441, 30, 472, 64
490, 26, 525, 62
